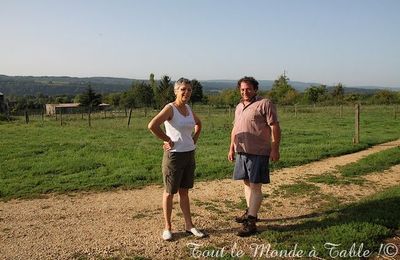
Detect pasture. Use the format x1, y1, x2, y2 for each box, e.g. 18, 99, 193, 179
0, 104, 399, 200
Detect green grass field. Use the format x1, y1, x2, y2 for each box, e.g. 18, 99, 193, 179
263, 147, 400, 258
0, 105, 399, 200
260, 185, 400, 259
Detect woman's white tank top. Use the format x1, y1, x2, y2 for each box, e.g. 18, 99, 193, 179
164, 103, 196, 152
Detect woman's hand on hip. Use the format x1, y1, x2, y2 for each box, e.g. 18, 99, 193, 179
163, 139, 174, 151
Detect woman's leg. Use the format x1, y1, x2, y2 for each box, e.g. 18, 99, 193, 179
162, 191, 174, 230
178, 188, 194, 230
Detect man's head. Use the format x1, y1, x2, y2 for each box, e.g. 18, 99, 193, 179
237, 76, 258, 102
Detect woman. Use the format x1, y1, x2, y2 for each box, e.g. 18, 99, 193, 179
148, 77, 206, 241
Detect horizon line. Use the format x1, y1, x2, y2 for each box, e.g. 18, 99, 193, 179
0, 74, 398, 89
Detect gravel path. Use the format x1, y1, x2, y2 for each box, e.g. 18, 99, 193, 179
1, 140, 399, 259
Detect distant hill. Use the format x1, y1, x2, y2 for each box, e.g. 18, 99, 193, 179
201, 80, 323, 92
0, 75, 397, 96
0, 75, 136, 96
201, 80, 397, 94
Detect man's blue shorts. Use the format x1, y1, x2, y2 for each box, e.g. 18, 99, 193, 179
233, 153, 270, 184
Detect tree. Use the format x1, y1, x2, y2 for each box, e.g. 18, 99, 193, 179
281, 89, 300, 105
268, 74, 297, 104
104, 93, 122, 108
156, 75, 174, 107
149, 73, 157, 107
207, 93, 224, 108
221, 88, 240, 108
190, 79, 204, 105
132, 81, 154, 109
343, 93, 361, 103
304, 85, 328, 104
73, 94, 82, 104
78, 85, 102, 126
79, 85, 102, 108
36, 93, 47, 109
332, 83, 344, 103
121, 91, 135, 109
14, 96, 28, 112
332, 83, 344, 98
373, 90, 398, 104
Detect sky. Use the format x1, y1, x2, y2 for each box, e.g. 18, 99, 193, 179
1, 0, 399, 87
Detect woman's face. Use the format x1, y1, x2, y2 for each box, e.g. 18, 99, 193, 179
176, 83, 192, 103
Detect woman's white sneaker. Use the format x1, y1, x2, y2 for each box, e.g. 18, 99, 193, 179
162, 230, 172, 241
186, 227, 206, 238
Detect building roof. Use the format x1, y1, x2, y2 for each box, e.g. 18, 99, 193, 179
46, 103, 110, 108
46, 103, 80, 108
56, 103, 80, 108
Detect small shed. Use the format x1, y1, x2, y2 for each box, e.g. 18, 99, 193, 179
45, 103, 110, 116
45, 103, 80, 116
98, 103, 111, 110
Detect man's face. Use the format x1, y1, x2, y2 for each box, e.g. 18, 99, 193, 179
239, 82, 257, 102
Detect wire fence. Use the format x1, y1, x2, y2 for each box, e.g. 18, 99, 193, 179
3, 104, 399, 126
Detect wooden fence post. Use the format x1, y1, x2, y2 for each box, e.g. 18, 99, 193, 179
339, 105, 343, 118
25, 110, 29, 124
354, 104, 360, 144
294, 104, 297, 118
127, 108, 133, 127
60, 109, 63, 126
6, 105, 10, 121
394, 105, 397, 120
88, 107, 92, 127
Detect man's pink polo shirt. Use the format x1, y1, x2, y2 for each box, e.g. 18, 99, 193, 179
233, 96, 278, 156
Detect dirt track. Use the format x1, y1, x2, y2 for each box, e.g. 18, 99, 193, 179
1, 140, 399, 259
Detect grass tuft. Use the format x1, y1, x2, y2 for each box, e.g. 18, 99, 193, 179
338, 147, 400, 177
277, 182, 320, 197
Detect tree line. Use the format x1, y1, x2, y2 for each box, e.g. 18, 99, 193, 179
2, 74, 400, 114
208, 74, 400, 108
2, 74, 204, 114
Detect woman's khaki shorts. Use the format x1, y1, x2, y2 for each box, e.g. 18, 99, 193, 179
162, 150, 195, 194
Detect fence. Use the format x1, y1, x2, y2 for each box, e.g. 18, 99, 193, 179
4, 104, 399, 129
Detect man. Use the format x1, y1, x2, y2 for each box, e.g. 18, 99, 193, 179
228, 76, 281, 237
